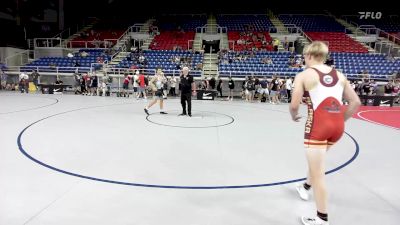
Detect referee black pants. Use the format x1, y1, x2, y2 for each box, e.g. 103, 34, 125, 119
181, 93, 191, 115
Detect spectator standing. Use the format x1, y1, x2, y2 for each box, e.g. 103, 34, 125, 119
286, 77, 293, 103
227, 76, 235, 101
169, 75, 177, 96
216, 78, 223, 98
31, 70, 40, 91
209, 76, 216, 90
270, 75, 281, 104
1, 69, 7, 90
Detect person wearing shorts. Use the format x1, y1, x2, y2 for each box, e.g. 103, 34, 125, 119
245, 76, 255, 102
258, 77, 270, 103
144, 68, 167, 115
269, 75, 280, 104
289, 41, 361, 225
136, 71, 147, 99
0, 69, 7, 90
122, 73, 131, 98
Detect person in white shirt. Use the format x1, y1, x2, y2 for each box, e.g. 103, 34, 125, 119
133, 70, 139, 98
19, 72, 29, 93
100, 78, 107, 96
285, 77, 293, 102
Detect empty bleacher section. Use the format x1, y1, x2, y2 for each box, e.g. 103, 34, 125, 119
155, 15, 207, 31
343, 15, 400, 33
149, 31, 195, 50
20, 49, 109, 73
306, 32, 369, 53
218, 51, 302, 77
277, 15, 370, 53
278, 15, 345, 32
332, 53, 400, 79
217, 15, 273, 31
115, 50, 203, 76
148, 15, 206, 51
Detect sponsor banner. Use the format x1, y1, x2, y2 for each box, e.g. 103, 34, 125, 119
39, 84, 70, 94
359, 95, 395, 107
197, 90, 216, 100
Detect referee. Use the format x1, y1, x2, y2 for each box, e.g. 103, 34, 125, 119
179, 67, 195, 117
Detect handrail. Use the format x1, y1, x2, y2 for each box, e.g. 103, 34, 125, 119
187, 40, 195, 50
219, 14, 270, 16
228, 40, 235, 51
2, 65, 393, 81
52, 28, 71, 39
299, 28, 312, 43
379, 29, 400, 45
5, 50, 35, 66
66, 40, 116, 49
4, 65, 93, 74
278, 13, 328, 17
110, 49, 122, 61
217, 70, 393, 80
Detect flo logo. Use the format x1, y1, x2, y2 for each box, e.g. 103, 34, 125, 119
359, 12, 382, 19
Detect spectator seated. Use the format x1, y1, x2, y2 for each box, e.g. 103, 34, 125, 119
218, 51, 302, 77
228, 31, 273, 51
21, 49, 109, 73
331, 52, 400, 79
116, 50, 204, 77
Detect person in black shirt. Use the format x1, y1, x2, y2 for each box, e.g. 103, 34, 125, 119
55, 78, 63, 85
179, 67, 195, 117
31, 70, 40, 91
209, 76, 216, 90
384, 82, 393, 96
227, 76, 235, 101
361, 79, 372, 96
270, 75, 281, 104
245, 76, 255, 102
216, 78, 223, 98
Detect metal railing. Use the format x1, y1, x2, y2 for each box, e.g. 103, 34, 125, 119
4, 65, 93, 75
196, 24, 228, 34
52, 28, 72, 40
379, 30, 400, 45
228, 40, 235, 51
299, 28, 312, 43
5, 50, 35, 66
354, 25, 380, 37
2, 64, 394, 83
187, 40, 195, 51
217, 70, 393, 80
268, 24, 301, 34
66, 39, 118, 49
110, 49, 122, 62
32, 23, 151, 50
34, 38, 64, 48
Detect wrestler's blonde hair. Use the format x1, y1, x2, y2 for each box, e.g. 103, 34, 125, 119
303, 41, 329, 62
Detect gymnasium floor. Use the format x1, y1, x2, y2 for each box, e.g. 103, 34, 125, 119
1, 92, 399, 225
